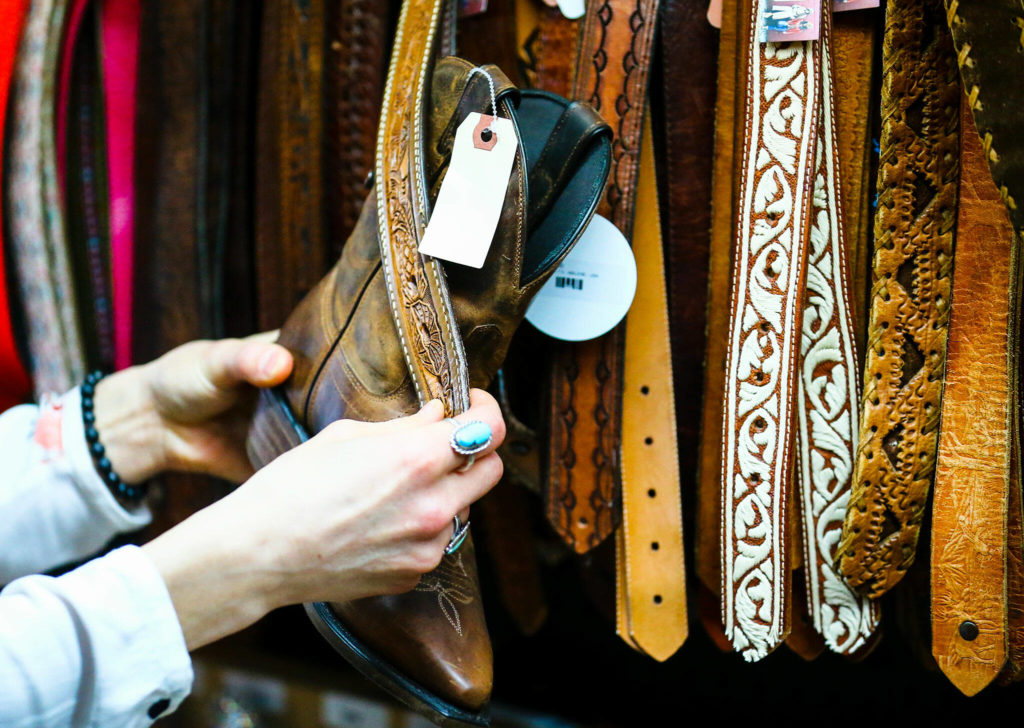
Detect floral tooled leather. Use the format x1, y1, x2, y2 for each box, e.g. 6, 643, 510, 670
719, 2, 820, 661
836, 0, 960, 598
546, 0, 659, 554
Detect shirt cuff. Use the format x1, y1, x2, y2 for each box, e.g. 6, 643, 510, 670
62, 387, 151, 532
49, 545, 194, 723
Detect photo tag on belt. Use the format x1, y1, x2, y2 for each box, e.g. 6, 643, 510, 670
833, 0, 879, 10
419, 112, 518, 269
758, 0, 821, 42
525, 214, 636, 342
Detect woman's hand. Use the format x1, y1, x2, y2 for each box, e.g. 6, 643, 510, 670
142, 389, 506, 649
93, 334, 293, 484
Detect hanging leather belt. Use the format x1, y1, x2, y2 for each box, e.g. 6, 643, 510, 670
831, 10, 875, 343
615, 113, 687, 660
545, 0, 660, 554
324, 0, 391, 253
794, 5, 878, 656
930, 99, 1017, 697
515, 0, 577, 98
6, 0, 85, 398
720, 0, 820, 662
697, 0, 741, 645
255, 0, 329, 332
836, 0, 960, 599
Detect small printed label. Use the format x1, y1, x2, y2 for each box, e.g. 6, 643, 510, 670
556, 0, 586, 19
833, 0, 879, 10
419, 112, 518, 269
759, 0, 821, 42
525, 214, 636, 342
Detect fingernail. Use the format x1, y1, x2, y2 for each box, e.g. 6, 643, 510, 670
259, 349, 283, 379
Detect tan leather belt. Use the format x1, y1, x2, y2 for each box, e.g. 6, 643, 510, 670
794, 5, 878, 656
615, 113, 687, 660
545, 0, 659, 553
930, 99, 1017, 697
836, 0, 960, 598
1002, 432, 1024, 684
720, 0, 820, 661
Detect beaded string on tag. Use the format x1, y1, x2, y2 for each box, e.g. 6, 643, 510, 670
81, 371, 148, 504
468, 66, 498, 145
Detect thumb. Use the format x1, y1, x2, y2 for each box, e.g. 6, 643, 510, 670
202, 338, 294, 390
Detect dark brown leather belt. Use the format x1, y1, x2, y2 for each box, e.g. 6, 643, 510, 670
545, 0, 660, 554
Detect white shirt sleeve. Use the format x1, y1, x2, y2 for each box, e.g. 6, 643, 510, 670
0, 545, 194, 727
0, 388, 151, 584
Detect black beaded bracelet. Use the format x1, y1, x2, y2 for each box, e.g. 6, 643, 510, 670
81, 371, 148, 504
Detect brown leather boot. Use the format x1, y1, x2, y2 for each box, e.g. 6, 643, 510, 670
247, 58, 610, 725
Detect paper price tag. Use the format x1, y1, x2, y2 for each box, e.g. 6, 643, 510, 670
759, 0, 821, 42
419, 112, 518, 269
556, 0, 586, 19
525, 214, 636, 342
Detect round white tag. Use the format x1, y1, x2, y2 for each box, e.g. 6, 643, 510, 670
555, 0, 586, 19
525, 214, 637, 342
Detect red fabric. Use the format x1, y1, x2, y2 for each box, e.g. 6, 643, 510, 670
101, 0, 139, 371
0, 0, 34, 411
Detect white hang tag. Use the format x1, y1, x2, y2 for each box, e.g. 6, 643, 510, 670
556, 0, 586, 19
419, 112, 518, 269
525, 214, 637, 342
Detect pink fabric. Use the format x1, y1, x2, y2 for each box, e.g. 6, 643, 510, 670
101, 0, 139, 370
55, 0, 91, 200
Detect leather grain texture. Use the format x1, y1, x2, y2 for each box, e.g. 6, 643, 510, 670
657, 0, 717, 565
616, 115, 687, 661
719, 1, 819, 662
832, 11, 876, 345
930, 100, 1015, 697
836, 0, 960, 599
545, 0, 660, 554
696, 0, 740, 596
256, 0, 329, 332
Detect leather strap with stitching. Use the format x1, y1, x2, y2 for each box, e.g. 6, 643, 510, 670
720, 0, 820, 662
545, 0, 660, 554
794, 5, 878, 656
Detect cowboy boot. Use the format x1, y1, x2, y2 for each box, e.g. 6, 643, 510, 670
246, 57, 611, 725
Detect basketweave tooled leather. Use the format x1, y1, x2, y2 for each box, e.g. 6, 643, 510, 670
325, 0, 391, 255
657, 0, 717, 549
930, 101, 1017, 697
793, 5, 879, 656
943, 1, 1024, 241
696, 0, 741, 602
719, 0, 820, 662
5, 0, 85, 397
545, 0, 660, 554
835, 0, 960, 599
255, 0, 329, 332
246, 14, 611, 719
832, 10, 876, 344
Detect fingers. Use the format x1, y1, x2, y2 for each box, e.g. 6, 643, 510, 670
320, 398, 445, 443
412, 389, 507, 477
201, 338, 294, 390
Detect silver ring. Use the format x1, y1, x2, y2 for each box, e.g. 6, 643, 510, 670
445, 515, 470, 555
445, 418, 492, 473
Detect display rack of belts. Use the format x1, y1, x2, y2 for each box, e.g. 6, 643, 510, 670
3, 0, 1024, 724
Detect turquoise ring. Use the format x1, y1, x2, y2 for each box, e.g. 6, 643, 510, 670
446, 418, 492, 472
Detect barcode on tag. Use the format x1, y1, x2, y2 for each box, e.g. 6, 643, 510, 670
555, 276, 584, 291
